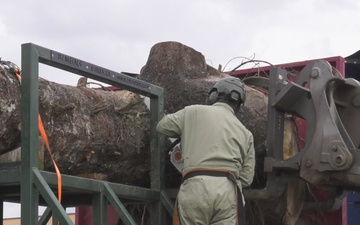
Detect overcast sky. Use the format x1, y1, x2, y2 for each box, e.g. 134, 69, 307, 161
1, 0, 360, 86
1, 0, 360, 218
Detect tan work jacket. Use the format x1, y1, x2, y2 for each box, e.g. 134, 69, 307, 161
156, 102, 255, 191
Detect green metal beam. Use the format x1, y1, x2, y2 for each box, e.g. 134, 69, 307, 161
20, 42, 40, 225
92, 192, 108, 225
39, 171, 159, 202
103, 183, 136, 225
23, 43, 163, 98
38, 207, 52, 225
160, 190, 174, 216
0, 162, 21, 171
0, 169, 21, 185
33, 168, 74, 225
150, 92, 166, 224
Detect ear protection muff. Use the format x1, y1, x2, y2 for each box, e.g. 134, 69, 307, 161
229, 91, 240, 102
207, 89, 219, 105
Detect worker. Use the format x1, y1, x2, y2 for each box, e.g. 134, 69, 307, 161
156, 77, 255, 225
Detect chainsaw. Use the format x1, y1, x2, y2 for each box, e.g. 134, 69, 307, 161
168, 138, 183, 172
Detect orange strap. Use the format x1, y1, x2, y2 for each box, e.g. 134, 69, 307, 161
15, 71, 21, 81
38, 114, 62, 203
16, 71, 62, 203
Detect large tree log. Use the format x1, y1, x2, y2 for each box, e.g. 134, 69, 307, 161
1, 42, 297, 225
140, 41, 269, 188
0, 66, 152, 186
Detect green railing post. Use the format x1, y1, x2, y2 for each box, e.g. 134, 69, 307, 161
103, 183, 136, 225
150, 91, 166, 224
92, 192, 108, 225
38, 207, 52, 225
21, 43, 40, 225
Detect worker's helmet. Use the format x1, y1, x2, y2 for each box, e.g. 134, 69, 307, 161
206, 77, 246, 106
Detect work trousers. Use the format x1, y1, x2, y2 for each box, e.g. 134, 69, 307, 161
177, 175, 238, 225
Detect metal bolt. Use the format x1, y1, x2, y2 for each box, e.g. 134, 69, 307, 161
310, 68, 320, 78
305, 160, 312, 167
335, 155, 343, 164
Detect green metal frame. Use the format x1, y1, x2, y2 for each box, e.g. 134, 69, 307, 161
0, 43, 172, 225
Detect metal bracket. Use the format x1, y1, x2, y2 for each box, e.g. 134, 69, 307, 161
266, 60, 360, 189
